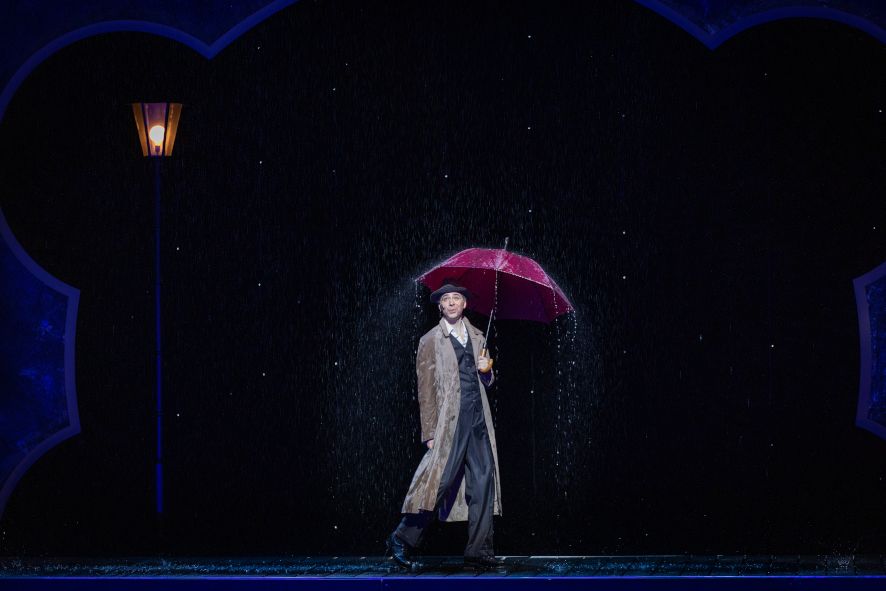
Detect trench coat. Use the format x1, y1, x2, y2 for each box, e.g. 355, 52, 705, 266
400, 316, 503, 522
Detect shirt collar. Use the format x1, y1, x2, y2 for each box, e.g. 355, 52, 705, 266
438, 316, 479, 344
441, 318, 464, 337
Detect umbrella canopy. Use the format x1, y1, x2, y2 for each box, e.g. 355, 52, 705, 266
418, 247, 573, 323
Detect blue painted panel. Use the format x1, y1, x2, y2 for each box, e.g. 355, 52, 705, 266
855, 261, 886, 440
0, 219, 79, 516
0, 241, 67, 469
865, 275, 886, 424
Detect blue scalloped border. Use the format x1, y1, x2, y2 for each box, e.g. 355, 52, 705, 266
0, 0, 298, 520
634, 2, 886, 49
0, 0, 298, 122
855, 260, 886, 440
0, 215, 79, 517
0, 0, 884, 518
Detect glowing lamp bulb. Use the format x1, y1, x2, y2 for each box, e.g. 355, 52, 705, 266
148, 125, 166, 147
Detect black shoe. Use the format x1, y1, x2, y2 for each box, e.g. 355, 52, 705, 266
464, 555, 504, 570
386, 533, 418, 570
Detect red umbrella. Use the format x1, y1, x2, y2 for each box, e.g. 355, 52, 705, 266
418, 240, 573, 329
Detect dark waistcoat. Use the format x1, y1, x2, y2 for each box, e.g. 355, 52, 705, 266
449, 330, 481, 406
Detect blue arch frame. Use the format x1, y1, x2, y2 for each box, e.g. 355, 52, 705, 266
634, 2, 886, 49
855, 261, 886, 441
0, 0, 298, 520
1, 0, 885, 519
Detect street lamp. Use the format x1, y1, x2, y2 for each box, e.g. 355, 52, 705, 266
132, 102, 182, 516
132, 102, 181, 157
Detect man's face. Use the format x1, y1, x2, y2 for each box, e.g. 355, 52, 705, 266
439, 292, 467, 322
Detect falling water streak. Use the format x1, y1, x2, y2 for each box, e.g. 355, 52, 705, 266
413, 281, 422, 362
324, 264, 430, 552
490, 250, 503, 433
547, 272, 583, 554
549, 281, 564, 552
491, 320, 499, 430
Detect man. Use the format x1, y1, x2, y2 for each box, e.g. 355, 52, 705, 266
387, 281, 503, 570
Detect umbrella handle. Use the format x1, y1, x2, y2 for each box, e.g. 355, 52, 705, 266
479, 348, 494, 373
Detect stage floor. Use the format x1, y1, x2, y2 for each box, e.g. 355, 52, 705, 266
2, 555, 886, 589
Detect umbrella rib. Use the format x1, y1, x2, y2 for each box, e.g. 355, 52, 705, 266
419, 265, 571, 308
416, 264, 493, 282
420, 265, 556, 289
502, 269, 571, 300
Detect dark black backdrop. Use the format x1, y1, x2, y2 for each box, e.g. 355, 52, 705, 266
0, 0, 884, 557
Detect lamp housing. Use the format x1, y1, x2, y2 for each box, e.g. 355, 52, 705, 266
131, 102, 182, 157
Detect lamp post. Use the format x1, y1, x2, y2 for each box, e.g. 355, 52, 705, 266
131, 102, 181, 516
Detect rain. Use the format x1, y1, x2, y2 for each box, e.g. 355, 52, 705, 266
0, 0, 884, 560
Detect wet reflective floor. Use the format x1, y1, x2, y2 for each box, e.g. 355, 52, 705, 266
2, 555, 885, 577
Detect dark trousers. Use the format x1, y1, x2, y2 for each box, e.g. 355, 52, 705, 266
395, 399, 495, 558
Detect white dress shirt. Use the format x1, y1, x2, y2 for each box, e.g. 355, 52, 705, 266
442, 318, 467, 346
